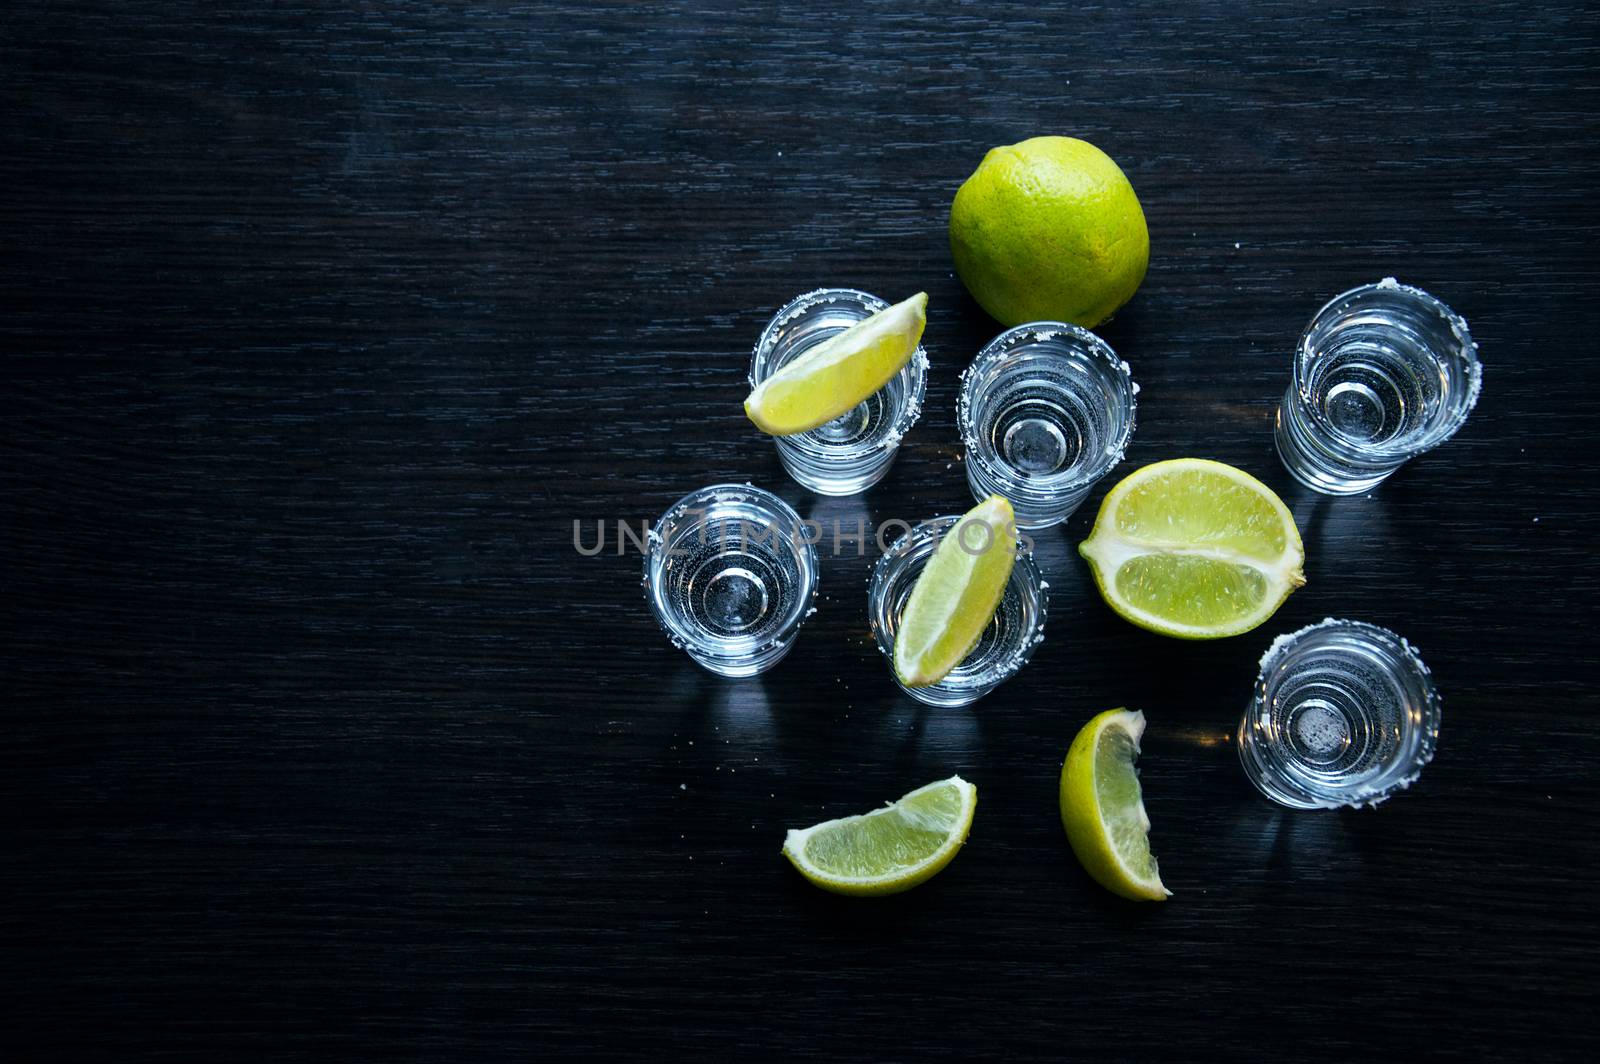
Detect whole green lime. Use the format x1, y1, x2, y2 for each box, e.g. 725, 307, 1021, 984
949, 136, 1149, 329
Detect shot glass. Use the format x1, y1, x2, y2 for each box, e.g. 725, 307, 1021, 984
1238, 618, 1441, 809
868, 516, 1048, 707
750, 288, 928, 496
1274, 279, 1482, 495
957, 322, 1136, 529
643, 484, 819, 678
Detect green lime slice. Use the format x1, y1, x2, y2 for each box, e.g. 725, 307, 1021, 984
1059, 708, 1169, 902
782, 776, 977, 897
893, 495, 1018, 687
744, 292, 927, 436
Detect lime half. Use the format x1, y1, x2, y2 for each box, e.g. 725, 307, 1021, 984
782, 775, 977, 897
893, 495, 1018, 687
1059, 708, 1169, 902
745, 292, 927, 436
1078, 458, 1305, 639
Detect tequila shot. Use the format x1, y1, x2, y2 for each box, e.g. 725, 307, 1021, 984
750, 288, 927, 496
644, 484, 818, 677
958, 322, 1136, 528
1238, 618, 1441, 809
868, 516, 1047, 707
1275, 279, 1481, 495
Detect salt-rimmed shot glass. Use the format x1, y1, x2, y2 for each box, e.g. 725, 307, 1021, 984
868, 516, 1047, 707
957, 322, 1136, 529
643, 484, 819, 678
1274, 279, 1482, 495
750, 288, 928, 496
1238, 618, 1441, 809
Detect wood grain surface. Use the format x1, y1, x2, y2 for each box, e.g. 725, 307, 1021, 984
4, 1, 1599, 1059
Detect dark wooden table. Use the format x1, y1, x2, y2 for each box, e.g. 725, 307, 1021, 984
5, 1, 1598, 1059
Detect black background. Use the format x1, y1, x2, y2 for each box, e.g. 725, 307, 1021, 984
4, 1, 1599, 1059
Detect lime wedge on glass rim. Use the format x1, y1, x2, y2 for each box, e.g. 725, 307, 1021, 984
744, 292, 927, 436
893, 495, 1018, 687
782, 775, 976, 896
1077, 458, 1305, 639
1059, 708, 1169, 902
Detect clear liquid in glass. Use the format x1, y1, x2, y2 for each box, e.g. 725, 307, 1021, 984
645, 484, 818, 677
1238, 618, 1441, 809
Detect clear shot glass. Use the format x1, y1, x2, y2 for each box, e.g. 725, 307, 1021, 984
643, 484, 819, 678
867, 516, 1048, 707
1274, 279, 1482, 495
1238, 618, 1441, 809
957, 322, 1136, 529
750, 288, 928, 496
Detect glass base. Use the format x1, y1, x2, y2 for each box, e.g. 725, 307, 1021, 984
778, 436, 902, 497
1274, 394, 1401, 495
965, 461, 1089, 529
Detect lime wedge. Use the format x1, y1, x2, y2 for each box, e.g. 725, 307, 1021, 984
782, 775, 976, 896
893, 495, 1018, 687
745, 292, 928, 436
1059, 708, 1169, 902
1077, 458, 1305, 639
